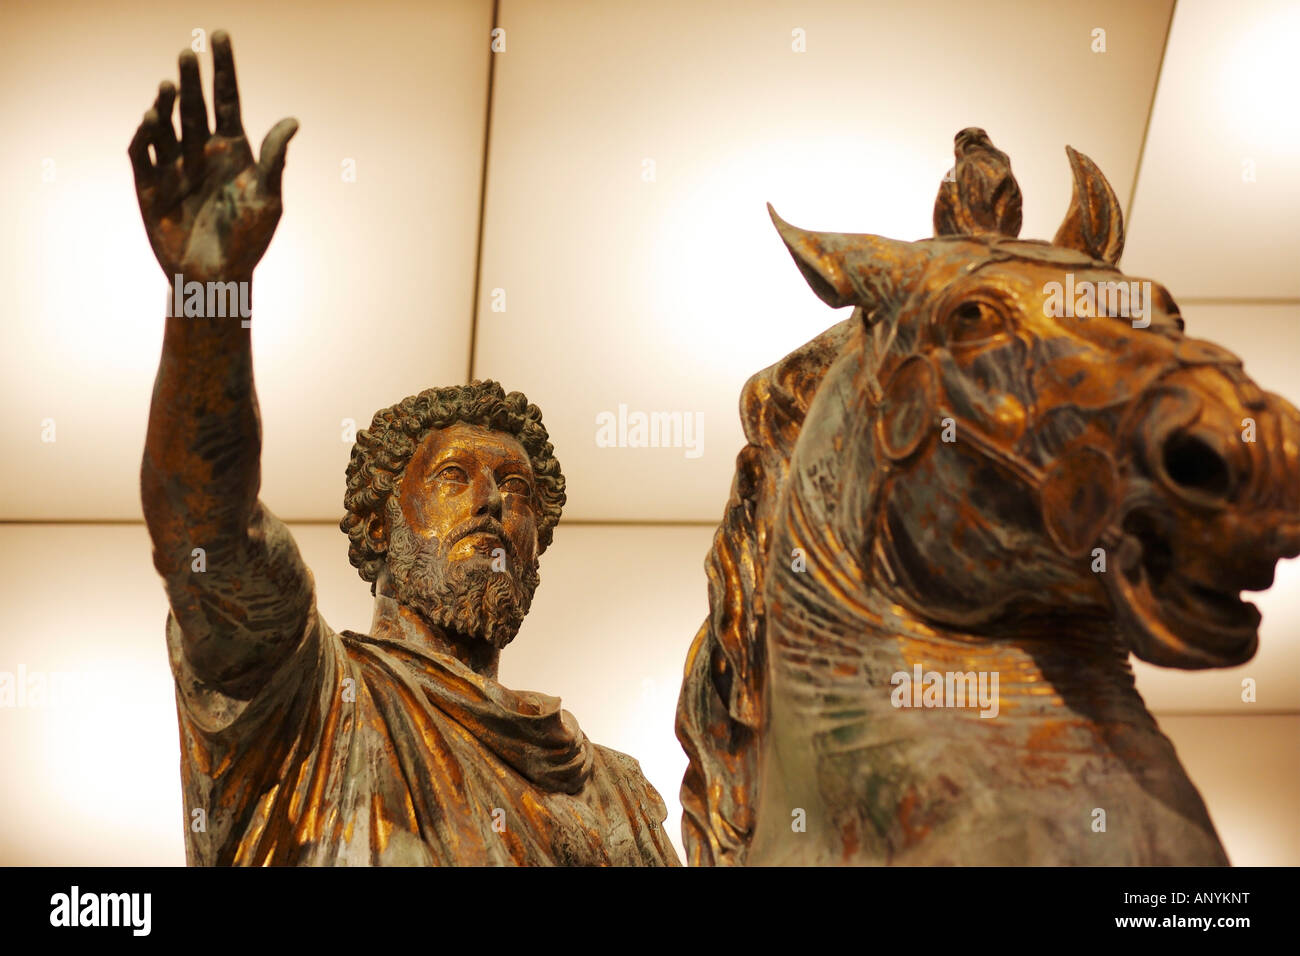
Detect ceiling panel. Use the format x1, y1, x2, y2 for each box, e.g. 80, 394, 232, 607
1125, 0, 1300, 299
476, 0, 1173, 522
1, 0, 489, 521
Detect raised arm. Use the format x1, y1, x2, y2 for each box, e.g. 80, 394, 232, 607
134, 31, 307, 696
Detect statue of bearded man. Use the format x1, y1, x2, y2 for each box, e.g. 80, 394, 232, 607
132, 31, 678, 866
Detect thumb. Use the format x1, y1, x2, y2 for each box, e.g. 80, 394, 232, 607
257, 117, 299, 197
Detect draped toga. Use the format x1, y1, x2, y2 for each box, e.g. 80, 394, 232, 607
164, 516, 679, 866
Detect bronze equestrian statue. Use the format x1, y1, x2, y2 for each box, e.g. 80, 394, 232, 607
677, 128, 1300, 865
132, 32, 677, 866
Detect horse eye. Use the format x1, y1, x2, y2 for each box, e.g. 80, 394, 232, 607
947, 299, 1006, 344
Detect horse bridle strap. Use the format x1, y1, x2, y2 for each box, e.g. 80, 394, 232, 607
876, 351, 1122, 562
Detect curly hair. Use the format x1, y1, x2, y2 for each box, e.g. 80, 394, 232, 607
340, 380, 565, 592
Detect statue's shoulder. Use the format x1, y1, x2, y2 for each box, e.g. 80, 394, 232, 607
592, 743, 644, 776
589, 743, 680, 864
591, 745, 665, 809
169, 590, 335, 738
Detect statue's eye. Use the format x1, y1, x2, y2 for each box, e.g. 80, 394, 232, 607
435, 465, 469, 486
500, 475, 532, 498
947, 298, 1007, 345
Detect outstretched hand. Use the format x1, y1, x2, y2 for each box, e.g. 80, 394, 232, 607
129, 30, 297, 281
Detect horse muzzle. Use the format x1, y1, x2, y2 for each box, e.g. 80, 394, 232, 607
1103, 376, 1300, 669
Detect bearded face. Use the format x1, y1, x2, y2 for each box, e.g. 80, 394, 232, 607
380, 422, 545, 651
385, 496, 540, 649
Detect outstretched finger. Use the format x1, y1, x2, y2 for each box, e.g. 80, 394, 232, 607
257, 117, 299, 197
178, 49, 209, 176
211, 30, 244, 138
128, 113, 155, 186
151, 80, 180, 165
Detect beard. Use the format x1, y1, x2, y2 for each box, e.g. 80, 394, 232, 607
384, 498, 541, 650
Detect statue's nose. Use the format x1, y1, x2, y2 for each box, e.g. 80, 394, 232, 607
1160, 429, 1232, 501
1233, 391, 1300, 555
1139, 366, 1300, 519
1272, 521, 1300, 559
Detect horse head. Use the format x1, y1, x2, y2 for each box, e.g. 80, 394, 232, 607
768, 127, 1300, 670
678, 128, 1299, 866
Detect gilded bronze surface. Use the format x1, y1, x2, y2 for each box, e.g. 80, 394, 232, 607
677, 128, 1300, 865
134, 33, 677, 866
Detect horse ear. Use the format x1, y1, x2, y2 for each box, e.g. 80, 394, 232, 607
768, 204, 920, 315
1053, 146, 1125, 265
768, 204, 855, 307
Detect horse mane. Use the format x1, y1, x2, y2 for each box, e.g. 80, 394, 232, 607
674, 316, 856, 865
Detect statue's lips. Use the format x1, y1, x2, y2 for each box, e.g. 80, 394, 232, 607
452, 530, 505, 553
1108, 522, 1261, 667
1154, 574, 1260, 643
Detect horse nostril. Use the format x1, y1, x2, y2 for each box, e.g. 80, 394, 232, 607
1162, 432, 1231, 498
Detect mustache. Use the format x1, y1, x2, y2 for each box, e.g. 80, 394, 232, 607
446, 516, 515, 559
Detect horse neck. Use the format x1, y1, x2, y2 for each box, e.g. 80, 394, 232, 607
765, 582, 1166, 757
767, 328, 1169, 760
752, 320, 1223, 863
760, 600, 1226, 862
